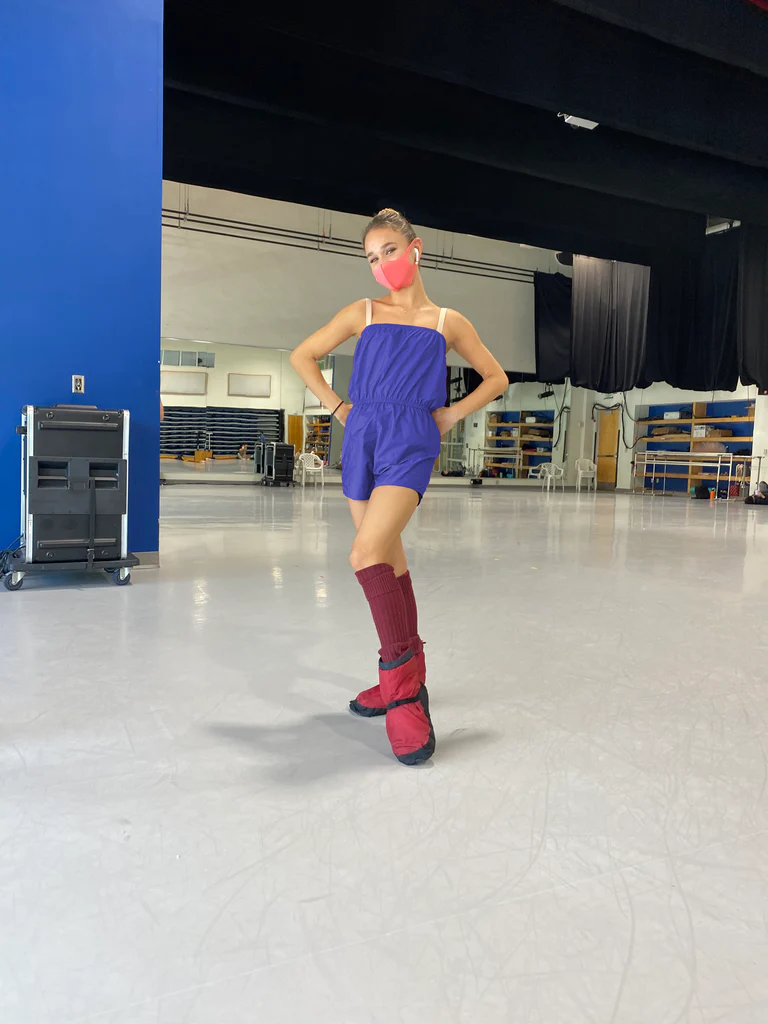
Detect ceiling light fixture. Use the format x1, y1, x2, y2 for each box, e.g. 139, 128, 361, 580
558, 112, 599, 130
705, 218, 741, 236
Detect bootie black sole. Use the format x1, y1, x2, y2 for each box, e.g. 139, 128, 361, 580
348, 699, 386, 718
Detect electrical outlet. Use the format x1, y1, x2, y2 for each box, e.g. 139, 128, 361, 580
72, 374, 85, 394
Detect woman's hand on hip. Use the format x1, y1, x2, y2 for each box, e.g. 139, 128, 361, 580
432, 406, 459, 436
334, 403, 353, 426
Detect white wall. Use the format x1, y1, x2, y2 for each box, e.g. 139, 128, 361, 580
752, 395, 768, 487
160, 342, 305, 414
162, 182, 564, 373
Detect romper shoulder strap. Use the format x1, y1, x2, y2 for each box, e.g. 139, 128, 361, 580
437, 307, 448, 334
365, 297, 372, 327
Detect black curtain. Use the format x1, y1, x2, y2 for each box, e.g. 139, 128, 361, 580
640, 255, 697, 387
641, 230, 740, 391
523, 232, 759, 393
570, 256, 650, 392
534, 272, 571, 382
460, 368, 538, 401
677, 229, 740, 391
738, 224, 768, 390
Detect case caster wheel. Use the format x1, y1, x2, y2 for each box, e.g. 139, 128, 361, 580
111, 568, 131, 586
4, 572, 24, 591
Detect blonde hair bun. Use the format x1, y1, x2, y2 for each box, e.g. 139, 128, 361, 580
362, 208, 417, 246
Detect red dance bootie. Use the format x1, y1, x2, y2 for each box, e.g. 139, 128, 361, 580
349, 648, 426, 718
378, 644, 435, 766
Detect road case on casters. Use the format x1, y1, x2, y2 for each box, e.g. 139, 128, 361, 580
262, 442, 295, 486
0, 405, 139, 592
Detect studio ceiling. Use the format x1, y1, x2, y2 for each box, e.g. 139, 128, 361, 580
164, 1, 768, 263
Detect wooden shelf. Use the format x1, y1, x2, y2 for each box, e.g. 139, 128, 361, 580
634, 400, 756, 499
636, 471, 742, 481
693, 416, 754, 424
636, 471, 691, 480
691, 436, 752, 444
482, 410, 557, 480
642, 418, 693, 425
642, 436, 753, 444
641, 415, 754, 427
488, 421, 553, 429
690, 474, 743, 481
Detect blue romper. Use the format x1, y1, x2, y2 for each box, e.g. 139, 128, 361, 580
342, 299, 448, 501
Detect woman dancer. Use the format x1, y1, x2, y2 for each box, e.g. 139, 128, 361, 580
291, 209, 507, 765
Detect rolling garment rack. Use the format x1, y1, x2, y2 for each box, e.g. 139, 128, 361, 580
1, 405, 139, 592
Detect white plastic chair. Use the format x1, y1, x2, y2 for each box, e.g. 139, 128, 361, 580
537, 462, 565, 492
576, 458, 597, 492
298, 452, 324, 487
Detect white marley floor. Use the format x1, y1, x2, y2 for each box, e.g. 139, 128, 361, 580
2, 486, 768, 1023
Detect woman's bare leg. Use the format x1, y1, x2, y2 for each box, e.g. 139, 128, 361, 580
348, 486, 419, 574
348, 495, 409, 576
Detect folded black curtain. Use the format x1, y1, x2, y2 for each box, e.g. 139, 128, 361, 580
534, 271, 571, 382
570, 256, 650, 392
641, 230, 740, 390
738, 224, 768, 390
640, 255, 698, 388
678, 229, 740, 391
461, 368, 538, 399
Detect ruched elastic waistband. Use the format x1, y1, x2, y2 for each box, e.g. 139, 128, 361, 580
352, 398, 436, 412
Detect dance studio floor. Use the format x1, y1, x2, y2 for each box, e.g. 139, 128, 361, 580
2, 486, 768, 1022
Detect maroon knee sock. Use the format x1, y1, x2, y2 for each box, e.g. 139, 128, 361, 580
356, 563, 412, 661
397, 571, 419, 639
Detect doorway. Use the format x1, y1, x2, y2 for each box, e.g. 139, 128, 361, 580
595, 408, 620, 489
287, 414, 304, 455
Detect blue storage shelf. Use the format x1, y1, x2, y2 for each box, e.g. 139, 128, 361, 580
634, 397, 755, 495
485, 409, 558, 479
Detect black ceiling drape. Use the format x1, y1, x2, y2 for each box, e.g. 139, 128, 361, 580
640, 255, 698, 388
535, 228, 763, 392
677, 229, 740, 391
641, 231, 740, 390
534, 272, 572, 382
551, 0, 768, 79
738, 224, 768, 390
570, 257, 650, 392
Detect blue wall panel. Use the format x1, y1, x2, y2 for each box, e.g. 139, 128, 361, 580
0, 0, 163, 554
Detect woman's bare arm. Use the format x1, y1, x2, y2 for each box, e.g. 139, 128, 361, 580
436, 310, 508, 431
290, 300, 364, 416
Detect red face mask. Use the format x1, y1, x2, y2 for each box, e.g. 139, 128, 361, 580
372, 239, 420, 291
